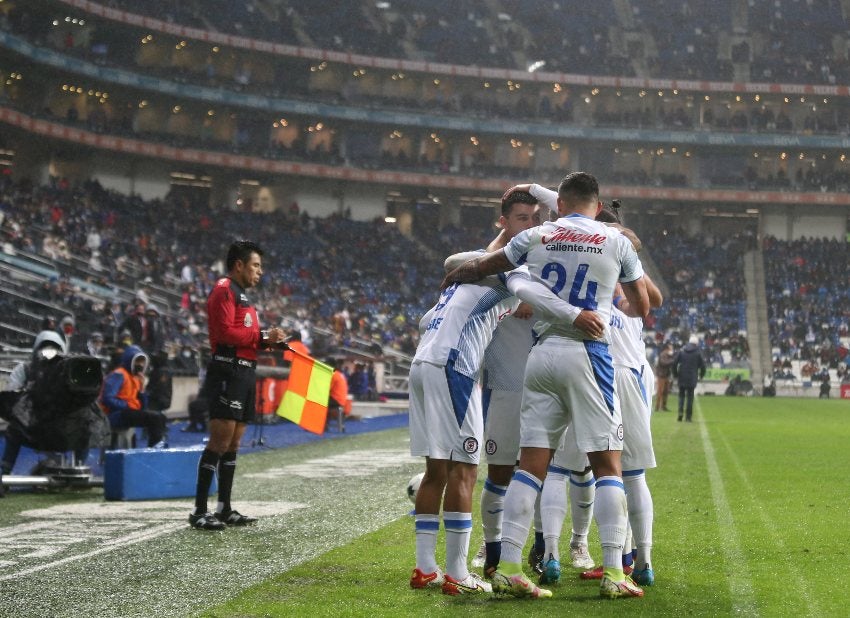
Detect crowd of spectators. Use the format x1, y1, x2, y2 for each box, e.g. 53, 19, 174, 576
631, 218, 754, 369
0, 176, 476, 371
13, 3, 850, 142
1, 174, 766, 377
7, 90, 850, 199
748, 0, 850, 86
9, 175, 850, 394
763, 236, 850, 383
89, 0, 850, 85
8, 2, 850, 206
635, 0, 730, 81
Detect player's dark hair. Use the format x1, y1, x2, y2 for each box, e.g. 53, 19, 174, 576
226, 240, 264, 271
501, 190, 537, 216
557, 171, 599, 205
596, 199, 622, 224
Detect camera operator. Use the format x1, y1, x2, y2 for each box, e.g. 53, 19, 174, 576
1, 331, 105, 494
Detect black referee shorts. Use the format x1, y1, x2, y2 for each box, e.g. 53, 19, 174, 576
201, 360, 256, 423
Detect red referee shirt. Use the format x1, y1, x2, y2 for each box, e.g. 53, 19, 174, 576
207, 277, 260, 361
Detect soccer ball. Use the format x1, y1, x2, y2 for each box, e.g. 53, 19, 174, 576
406, 472, 425, 504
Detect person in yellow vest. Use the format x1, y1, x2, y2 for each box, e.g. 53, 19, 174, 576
100, 345, 167, 447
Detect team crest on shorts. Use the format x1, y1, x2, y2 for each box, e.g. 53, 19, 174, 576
617, 424, 624, 440
463, 437, 479, 454
244, 313, 253, 327
485, 439, 497, 455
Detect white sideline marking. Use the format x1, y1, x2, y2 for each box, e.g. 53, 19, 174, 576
0, 522, 183, 582
0, 501, 305, 582
244, 448, 417, 480
695, 400, 759, 616
715, 430, 819, 616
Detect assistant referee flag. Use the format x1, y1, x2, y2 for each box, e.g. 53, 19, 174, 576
276, 348, 334, 434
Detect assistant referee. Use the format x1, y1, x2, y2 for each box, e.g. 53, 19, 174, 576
189, 240, 285, 530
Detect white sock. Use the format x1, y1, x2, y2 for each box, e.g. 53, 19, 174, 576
624, 470, 654, 569
594, 476, 627, 570
569, 469, 595, 547
481, 478, 508, 543
541, 464, 569, 560
501, 470, 543, 565
414, 514, 440, 574
533, 490, 542, 538
444, 511, 472, 581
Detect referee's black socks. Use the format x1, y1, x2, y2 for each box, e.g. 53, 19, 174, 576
217, 451, 238, 514
194, 448, 221, 514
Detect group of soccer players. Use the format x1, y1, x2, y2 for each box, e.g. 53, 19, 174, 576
408, 171, 660, 600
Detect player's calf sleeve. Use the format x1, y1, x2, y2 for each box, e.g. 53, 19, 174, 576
623, 470, 654, 569
443, 511, 472, 581
569, 469, 595, 546
194, 448, 220, 514
501, 470, 543, 566
414, 514, 440, 574
594, 476, 627, 571
541, 465, 569, 560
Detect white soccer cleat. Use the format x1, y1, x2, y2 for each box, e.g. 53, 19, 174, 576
569, 544, 596, 570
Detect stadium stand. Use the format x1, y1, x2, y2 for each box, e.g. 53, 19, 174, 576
0, 0, 848, 400
763, 236, 850, 386
629, 215, 754, 368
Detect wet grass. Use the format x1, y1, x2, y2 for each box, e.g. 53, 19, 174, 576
205, 396, 850, 617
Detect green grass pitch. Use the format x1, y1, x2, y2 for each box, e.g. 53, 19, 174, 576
2, 395, 848, 617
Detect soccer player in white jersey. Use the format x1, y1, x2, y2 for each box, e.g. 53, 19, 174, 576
409, 191, 578, 596
536, 200, 661, 587
604, 294, 658, 586
595, 204, 661, 587
550, 283, 664, 587
549, 294, 662, 588
442, 172, 650, 600
441, 195, 542, 580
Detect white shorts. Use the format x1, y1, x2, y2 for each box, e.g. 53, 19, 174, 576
520, 338, 623, 453
616, 365, 656, 471
552, 424, 589, 472
483, 388, 522, 465
409, 360, 484, 464
642, 362, 656, 412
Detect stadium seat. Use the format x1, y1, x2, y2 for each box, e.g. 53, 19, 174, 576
327, 404, 345, 433
99, 427, 137, 465
110, 427, 137, 450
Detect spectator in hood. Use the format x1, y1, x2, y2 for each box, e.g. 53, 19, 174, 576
100, 345, 167, 447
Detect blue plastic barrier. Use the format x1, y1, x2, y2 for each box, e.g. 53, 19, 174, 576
104, 447, 216, 501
